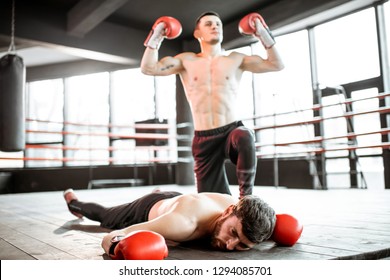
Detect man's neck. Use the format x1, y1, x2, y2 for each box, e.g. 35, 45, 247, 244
199, 43, 222, 58
204, 213, 222, 235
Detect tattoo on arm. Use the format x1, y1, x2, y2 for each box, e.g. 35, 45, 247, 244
160, 64, 175, 71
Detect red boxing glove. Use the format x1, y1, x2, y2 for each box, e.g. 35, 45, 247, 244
271, 214, 303, 246
144, 16, 182, 49
239, 13, 275, 49
110, 230, 168, 260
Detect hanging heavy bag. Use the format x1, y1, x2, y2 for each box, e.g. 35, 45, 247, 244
0, 53, 26, 152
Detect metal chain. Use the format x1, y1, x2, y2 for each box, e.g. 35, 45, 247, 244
8, 0, 16, 53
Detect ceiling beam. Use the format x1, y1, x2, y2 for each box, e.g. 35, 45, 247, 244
67, 0, 129, 37
27, 59, 131, 82
0, 5, 181, 66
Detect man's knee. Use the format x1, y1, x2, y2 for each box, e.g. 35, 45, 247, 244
232, 127, 255, 148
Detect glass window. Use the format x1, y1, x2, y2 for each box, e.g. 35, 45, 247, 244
385, 1, 390, 57
0, 151, 23, 168
253, 30, 314, 157
357, 157, 384, 190
110, 68, 156, 164
322, 94, 349, 158
155, 75, 176, 120
156, 75, 177, 162
315, 8, 380, 86
65, 73, 110, 166
351, 88, 382, 156
326, 158, 350, 188
111, 68, 155, 125
25, 79, 64, 167
384, 0, 390, 137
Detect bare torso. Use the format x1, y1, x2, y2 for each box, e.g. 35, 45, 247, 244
177, 52, 245, 130
148, 192, 236, 240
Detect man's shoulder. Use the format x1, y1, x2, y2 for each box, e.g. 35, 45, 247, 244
181, 192, 231, 197
176, 52, 197, 58
180, 192, 236, 206
226, 51, 246, 57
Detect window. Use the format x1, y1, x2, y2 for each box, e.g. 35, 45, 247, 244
385, 1, 390, 58
322, 94, 350, 188
315, 8, 380, 86
110, 68, 157, 164
0, 151, 23, 168
111, 68, 156, 125
155, 75, 176, 120
65, 73, 110, 166
352, 88, 384, 190
357, 157, 385, 190
322, 94, 349, 158
253, 30, 314, 157
352, 88, 382, 156
155, 75, 177, 162
326, 158, 350, 188
26, 79, 64, 167
314, 8, 385, 189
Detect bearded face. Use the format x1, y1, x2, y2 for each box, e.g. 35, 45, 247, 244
210, 211, 256, 251
210, 214, 229, 250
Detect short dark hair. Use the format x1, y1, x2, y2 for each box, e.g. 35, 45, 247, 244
195, 11, 221, 27
233, 195, 276, 243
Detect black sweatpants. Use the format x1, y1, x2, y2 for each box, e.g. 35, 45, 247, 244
68, 191, 182, 229
192, 121, 257, 197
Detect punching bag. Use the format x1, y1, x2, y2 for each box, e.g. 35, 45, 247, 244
0, 53, 26, 152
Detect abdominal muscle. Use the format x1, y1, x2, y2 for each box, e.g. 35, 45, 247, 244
180, 53, 242, 131
188, 87, 238, 130
182, 76, 239, 131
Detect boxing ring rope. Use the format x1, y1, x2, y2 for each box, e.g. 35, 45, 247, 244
0, 94, 388, 161
256, 127, 390, 148
244, 91, 390, 123
25, 129, 173, 140
251, 89, 390, 189
257, 142, 390, 158
0, 156, 176, 163
1, 90, 389, 189
252, 91, 390, 153
0, 119, 192, 166
25, 118, 172, 130
24, 144, 191, 152
251, 106, 390, 132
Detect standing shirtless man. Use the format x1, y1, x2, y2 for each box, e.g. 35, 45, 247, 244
141, 12, 284, 198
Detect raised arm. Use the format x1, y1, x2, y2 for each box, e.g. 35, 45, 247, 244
141, 47, 183, 76
140, 16, 183, 76
238, 13, 284, 73
240, 46, 284, 73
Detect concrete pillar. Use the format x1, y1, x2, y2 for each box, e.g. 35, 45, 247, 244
175, 75, 194, 185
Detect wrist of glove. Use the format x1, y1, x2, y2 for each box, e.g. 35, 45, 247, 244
109, 235, 125, 256
145, 22, 166, 49
109, 230, 169, 260
254, 18, 275, 49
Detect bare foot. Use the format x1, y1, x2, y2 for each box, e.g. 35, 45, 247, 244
63, 189, 83, 219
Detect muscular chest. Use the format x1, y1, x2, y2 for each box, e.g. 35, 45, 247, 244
183, 56, 240, 85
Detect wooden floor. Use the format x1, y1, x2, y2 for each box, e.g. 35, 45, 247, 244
1, 185, 390, 260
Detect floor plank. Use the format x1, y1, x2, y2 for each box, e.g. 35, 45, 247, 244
0, 238, 35, 260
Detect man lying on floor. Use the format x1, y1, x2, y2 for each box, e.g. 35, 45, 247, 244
63, 189, 276, 256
